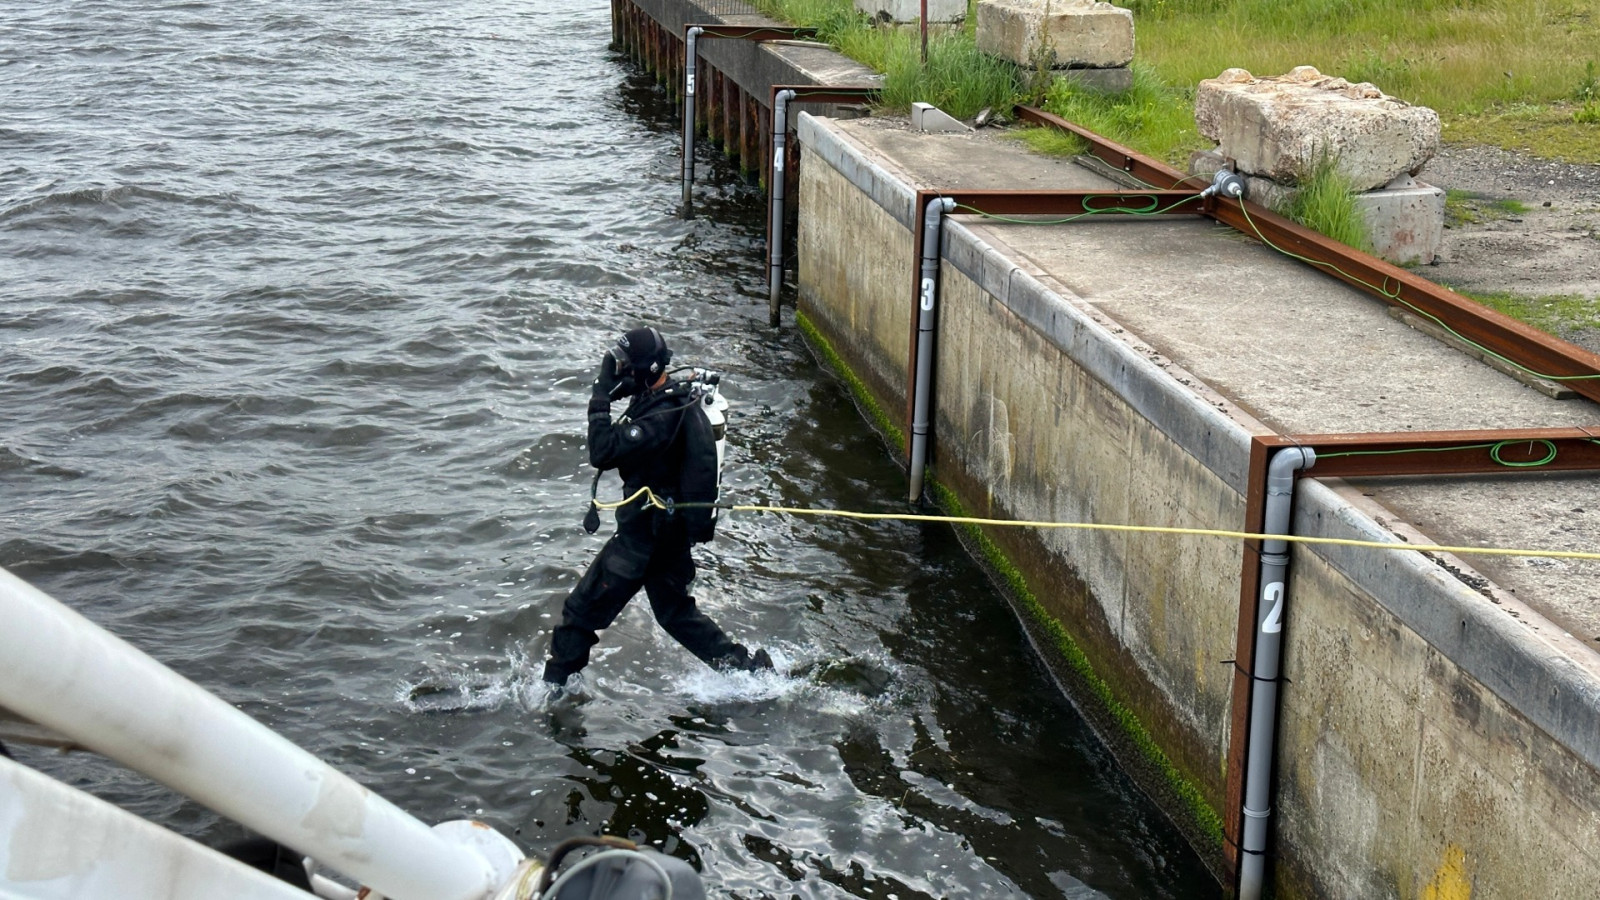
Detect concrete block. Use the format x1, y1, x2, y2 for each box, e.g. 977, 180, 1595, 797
911, 101, 972, 133
1354, 174, 1445, 266
854, 0, 968, 23
1190, 150, 1445, 265
1195, 66, 1441, 192
975, 0, 1135, 70
1057, 65, 1131, 93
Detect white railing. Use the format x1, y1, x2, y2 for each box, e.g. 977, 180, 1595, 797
0, 566, 534, 900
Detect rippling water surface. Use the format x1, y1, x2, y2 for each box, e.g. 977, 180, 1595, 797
0, 2, 1217, 896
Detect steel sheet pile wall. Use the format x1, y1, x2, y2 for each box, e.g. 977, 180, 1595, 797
611, 0, 879, 183
794, 112, 1600, 898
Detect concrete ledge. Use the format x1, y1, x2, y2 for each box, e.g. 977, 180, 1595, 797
796, 110, 1600, 897
942, 221, 1256, 492
798, 113, 1257, 494
1299, 476, 1600, 770
637, 0, 883, 106
798, 112, 917, 228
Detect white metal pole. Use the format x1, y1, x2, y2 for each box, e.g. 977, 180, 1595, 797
0, 754, 314, 900
680, 26, 703, 217
0, 567, 518, 900
908, 196, 954, 502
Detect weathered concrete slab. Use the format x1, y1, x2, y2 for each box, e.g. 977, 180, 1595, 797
854, 0, 968, 23
1058, 65, 1132, 93
1195, 66, 1441, 192
797, 112, 1600, 899
975, 0, 1135, 69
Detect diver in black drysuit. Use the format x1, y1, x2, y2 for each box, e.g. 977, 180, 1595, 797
541, 327, 771, 688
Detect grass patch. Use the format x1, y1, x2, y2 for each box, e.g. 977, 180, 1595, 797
754, 0, 1600, 161
1125, 0, 1600, 162
1009, 123, 1091, 157
1456, 289, 1600, 337
1280, 155, 1373, 252
1446, 190, 1534, 226
1449, 104, 1600, 164
1040, 62, 1207, 165
753, 0, 1022, 119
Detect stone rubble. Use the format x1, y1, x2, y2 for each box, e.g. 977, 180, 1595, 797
1194, 65, 1441, 192
975, 0, 1134, 70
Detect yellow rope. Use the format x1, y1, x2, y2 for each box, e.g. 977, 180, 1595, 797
590, 487, 1600, 562
592, 485, 658, 510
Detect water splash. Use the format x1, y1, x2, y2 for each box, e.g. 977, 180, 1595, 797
397, 646, 542, 713
671, 644, 910, 717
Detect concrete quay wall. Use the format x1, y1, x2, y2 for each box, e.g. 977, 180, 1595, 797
795, 112, 1600, 898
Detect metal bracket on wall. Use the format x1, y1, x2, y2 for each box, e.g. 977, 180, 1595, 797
768, 85, 880, 326
680, 24, 819, 218
900, 185, 1212, 489
1224, 427, 1600, 893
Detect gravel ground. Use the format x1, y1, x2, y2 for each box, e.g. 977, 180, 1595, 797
1422, 144, 1600, 352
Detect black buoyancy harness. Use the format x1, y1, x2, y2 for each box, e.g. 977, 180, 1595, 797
583, 373, 727, 542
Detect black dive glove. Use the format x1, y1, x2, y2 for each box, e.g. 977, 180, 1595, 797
592, 350, 628, 401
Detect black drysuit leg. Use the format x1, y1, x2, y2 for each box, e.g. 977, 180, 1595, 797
543, 532, 651, 685
543, 527, 749, 684
643, 528, 746, 668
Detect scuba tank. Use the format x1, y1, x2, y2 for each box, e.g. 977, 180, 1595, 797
688, 368, 727, 533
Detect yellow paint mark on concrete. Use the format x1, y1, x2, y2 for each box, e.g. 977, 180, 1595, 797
1423, 845, 1471, 900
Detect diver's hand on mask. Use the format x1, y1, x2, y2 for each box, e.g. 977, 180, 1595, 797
593, 350, 628, 400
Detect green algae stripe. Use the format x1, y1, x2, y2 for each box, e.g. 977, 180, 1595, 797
796, 307, 1225, 853
927, 480, 1226, 851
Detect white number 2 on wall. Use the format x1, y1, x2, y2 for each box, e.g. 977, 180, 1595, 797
1261, 581, 1285, 634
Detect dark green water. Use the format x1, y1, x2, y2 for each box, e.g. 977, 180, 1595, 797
0, 1, 1217, 896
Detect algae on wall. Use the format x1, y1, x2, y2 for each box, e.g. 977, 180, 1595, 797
795, 307, 1227, 872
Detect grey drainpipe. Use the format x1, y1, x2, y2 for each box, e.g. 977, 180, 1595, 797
679, 26, 703, 218
767, 88, 797, 326
1238, 445, 1316, 900
907, 196, 955, 502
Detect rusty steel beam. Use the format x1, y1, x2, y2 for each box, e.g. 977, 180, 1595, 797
1014, 104, 1193, 189
937, 189, 1202, 218
685, 23, 818, 43
1222, 436, 1271, 883
1223, 437, 1272, 881
1015, 104, 1600, 406
1265, 427, 1600, 478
